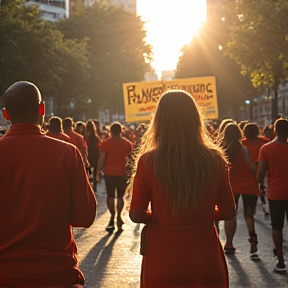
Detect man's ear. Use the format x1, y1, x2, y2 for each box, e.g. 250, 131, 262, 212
39, 101, 45, 116
2, 107, 9, 120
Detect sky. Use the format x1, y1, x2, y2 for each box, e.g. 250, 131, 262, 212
137, 0, 207, 74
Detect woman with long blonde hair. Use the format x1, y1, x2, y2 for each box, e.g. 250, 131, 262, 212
129, 90, 236, 288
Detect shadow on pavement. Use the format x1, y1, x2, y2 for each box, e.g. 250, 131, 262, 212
79, 233, 112, 284
226, 253, 251, 287
81, 231, 122, 287
73, 228, 86, 240
251, 258, 288, 286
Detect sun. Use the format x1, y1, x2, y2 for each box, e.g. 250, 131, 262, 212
137, 0, 206, 74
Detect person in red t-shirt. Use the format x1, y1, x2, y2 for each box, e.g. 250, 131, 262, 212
0, 81, 97, 287
63, 117, 89, 168
242, 123, 270, 217
96, 122, 133, 232
222, 123, 259, 258
258, 118, 288, 274
46, 116, 71, 143
84, 119, 101, 192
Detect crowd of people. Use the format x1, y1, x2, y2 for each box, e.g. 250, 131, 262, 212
1, 81, 288, 287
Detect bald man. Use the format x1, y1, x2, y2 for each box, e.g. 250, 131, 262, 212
0, 81, 97, 287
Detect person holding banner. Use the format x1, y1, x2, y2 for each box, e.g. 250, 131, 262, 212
129, 90, 236, 288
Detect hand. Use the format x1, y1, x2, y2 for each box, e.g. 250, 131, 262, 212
259, 183, 266, 196
96, 174, 101, 183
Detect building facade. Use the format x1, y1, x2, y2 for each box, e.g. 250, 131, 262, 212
27, 0, 69, 21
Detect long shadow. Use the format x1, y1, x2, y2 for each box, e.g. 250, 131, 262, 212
79, 233, 112, 280
73, 228, 86, 240
251, 258, 288, 287
226, 253, 251, 287
92, 231, 123, 287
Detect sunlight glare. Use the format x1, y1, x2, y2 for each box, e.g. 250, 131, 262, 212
137, 0, 206, 73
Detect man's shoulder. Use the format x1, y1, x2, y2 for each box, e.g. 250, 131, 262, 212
261, 140, 286, 153
256, 136, 269, 144
100, 136, 132, 149
121, 136, 133, 145
70, 130, 83, 139
44, 134, 75, 148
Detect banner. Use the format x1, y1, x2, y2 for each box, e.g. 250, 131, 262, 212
123, 76, 218, 122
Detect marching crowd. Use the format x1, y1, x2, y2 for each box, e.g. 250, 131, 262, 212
1, 81, 288, 287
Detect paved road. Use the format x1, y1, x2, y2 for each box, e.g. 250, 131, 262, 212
73, 182, 288, 287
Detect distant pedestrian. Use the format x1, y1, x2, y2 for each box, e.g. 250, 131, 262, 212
84, 119, 101, 192
129, 90, 235, 288
221, 123, 259, 259
0, 81, 97, 287
258, 118, 288, 274
242, 123, 270, 217
63, 117, 89, 168
75, 121, 86, 136
96, 122, 133, 232
263, 125, 275, 141
46, 116, 71, 143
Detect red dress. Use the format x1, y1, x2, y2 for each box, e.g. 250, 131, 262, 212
130, 152, 236, 288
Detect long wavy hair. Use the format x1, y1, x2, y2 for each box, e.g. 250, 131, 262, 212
85, 120, 100, 153
222, 123, 243, 163
130, 90, 225, 215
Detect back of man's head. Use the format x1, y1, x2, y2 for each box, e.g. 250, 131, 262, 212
275, 118, 288, 137
110, 122, 122, 137
244, 123, 259, 140
48, 116, 62, 134
62, 117, 73, 130
4, 81, 42, 124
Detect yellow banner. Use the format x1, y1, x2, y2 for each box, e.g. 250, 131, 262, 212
123, 77, 218, 122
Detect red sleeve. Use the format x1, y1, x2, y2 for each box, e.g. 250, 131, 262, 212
259, 145, 266, 162
130, 155, 151, 213
214, 157, 236, 221
99, 140, 107, 153
69, 147, 97, 227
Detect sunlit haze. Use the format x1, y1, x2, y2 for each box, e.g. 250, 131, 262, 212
137, 0, 206, 74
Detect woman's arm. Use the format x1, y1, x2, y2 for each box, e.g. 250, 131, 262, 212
214, 158, 236, 222
129, 155, 152, 224
129, 210, 152, 224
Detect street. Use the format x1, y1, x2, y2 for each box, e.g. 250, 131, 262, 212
73, 182, 288, 288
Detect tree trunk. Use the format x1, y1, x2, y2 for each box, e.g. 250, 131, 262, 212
249, 101, 254, 121
271, 82, 279, 121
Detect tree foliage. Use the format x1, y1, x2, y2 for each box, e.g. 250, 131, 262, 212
223, 0, 288, 118
0, 0, 90, 118
0, 0, 152, 120
57, 2, 152, 116
175, 6, 258, 120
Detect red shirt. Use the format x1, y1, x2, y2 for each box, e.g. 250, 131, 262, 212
259, 141, 288, 200
99, 136, 133, 176
229, 147, 260, 196
242, 136, 269, 162
0, 123, 97, 287
46, 131, 71, 143
64, 129, 87, 162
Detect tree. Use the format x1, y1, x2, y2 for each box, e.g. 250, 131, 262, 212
223, 0, 288, 119
57, 2, 152, 117
0, 0, 90, 118
176, 5, 258, 120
